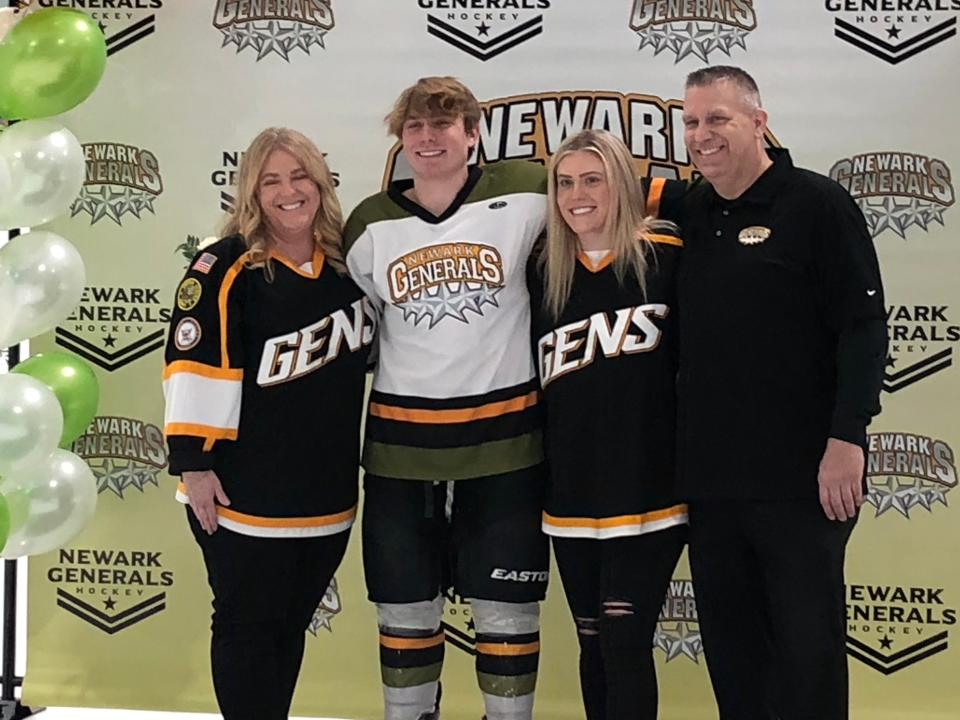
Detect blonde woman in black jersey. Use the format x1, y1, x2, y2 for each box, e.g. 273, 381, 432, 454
529, 129, 687, 720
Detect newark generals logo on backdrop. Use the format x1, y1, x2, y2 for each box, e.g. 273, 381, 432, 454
847, 581, 955, 674
442, 587, 476, 654
213, 0, 334, 61
384, 90, 780, 185
56, 286, 170, 371
885, 304, 959, 393
630, 0, 757, 62
655, 578, 703, 662
307, 578, 343, 634
865, 432, 957, 518
212, 149, 340, 214
417, 0, 550, 60
49, 547, 174, 634
825, 0, 959, 64
71, 143, 164, 226
71, 416, 169, 498
37, 0, 161, 55
830, 152, 954, 240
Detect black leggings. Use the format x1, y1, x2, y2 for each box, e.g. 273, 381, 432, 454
188, 510, 350, 720
553, 526, 686, 720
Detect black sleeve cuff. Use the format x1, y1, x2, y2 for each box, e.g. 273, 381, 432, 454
167, 438, 216, 476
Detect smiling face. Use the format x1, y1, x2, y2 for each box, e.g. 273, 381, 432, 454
682, 79, 769, 198
256, 148, 321, 243
555, 150, 611, 249
401, 114, 478, 182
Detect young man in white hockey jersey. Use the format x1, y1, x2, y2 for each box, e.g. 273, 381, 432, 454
344, 77, 549, 720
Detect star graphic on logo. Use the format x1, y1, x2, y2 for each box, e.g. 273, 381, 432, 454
866, 476, 951, 518
885, 354, 896, 368
654, 622, 702, 662
636, 22, 749, 63
104, 597, 117, 611
476, 22, 490, 36
103, 334, 117, 348
399, 283, 502, 329
859, 197, 948, 239
90, 458, 162, 498
220, 21, 326, 61
879, 634, 893, 650
71, 185, 158, 225
887, 25, 901, 39
255, 20, 294, 61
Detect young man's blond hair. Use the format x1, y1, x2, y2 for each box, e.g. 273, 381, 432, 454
384, 76, 482, 138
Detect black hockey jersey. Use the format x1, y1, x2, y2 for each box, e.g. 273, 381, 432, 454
163, 236, 376, 537
529, 179, 688, 539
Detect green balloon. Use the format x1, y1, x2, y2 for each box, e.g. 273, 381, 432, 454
11, 352, 99, 447
0, 492, 9, 554
0, 8, 107, 120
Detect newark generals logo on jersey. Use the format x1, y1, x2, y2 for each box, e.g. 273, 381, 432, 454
825, 0, 959, 64
387, 243, 505, 328
630, 0, 757, 62
847, 581, 955, 674
865, 432, 957, 518
384, 90, 781, 186
655, 578, 703, 662
213, 0, 334, 61
417, 0, 550, 61
71, 143, 164, 226
884, 304, 959, 393
49, 547, 174, 634
36, 0, 161, 56
71, 416, 169, 498
830, 152, 954, 240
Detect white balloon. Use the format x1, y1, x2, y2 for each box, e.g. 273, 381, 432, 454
0, 374, 63, 475
0, 231, 85, 347
0, 449, 98, 558
0, 265, 14, 350
0, 120, 85, 230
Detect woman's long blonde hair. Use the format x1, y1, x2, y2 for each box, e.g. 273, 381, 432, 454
221, 127, 346, 277
541, 129, 670, 319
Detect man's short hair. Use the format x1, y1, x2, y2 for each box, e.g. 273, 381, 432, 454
385, 76, 482, 138
685, 65, 763, 109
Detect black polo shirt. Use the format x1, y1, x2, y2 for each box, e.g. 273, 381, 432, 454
676, 148, 887, 501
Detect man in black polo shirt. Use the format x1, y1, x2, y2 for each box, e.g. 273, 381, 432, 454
676, 66, 886, 720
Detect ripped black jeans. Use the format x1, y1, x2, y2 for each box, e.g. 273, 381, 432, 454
552, 526, 686, 720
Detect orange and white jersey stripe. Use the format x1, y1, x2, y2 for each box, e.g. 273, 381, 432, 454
162, 361, 242, 451
542, 504, 688, 540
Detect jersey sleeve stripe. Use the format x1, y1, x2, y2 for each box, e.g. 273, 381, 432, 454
646, 233, 683, 247
646, 177, 666, 218
218, 254, 249, 368
163, 373, 242, 436
369, 390, 538, 425
163, 360, 243, 381
164, 423, 238, 442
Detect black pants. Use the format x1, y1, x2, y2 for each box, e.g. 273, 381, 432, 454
188, 510, 350, 720
552, 526, 686, 720
688, 500, 857, 720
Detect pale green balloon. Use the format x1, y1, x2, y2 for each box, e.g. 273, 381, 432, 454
0, 374, 63, 475
0, 120, 85, 230
0, 231, 85, 347
0, 449, 97, 558
0, 265, 14, 350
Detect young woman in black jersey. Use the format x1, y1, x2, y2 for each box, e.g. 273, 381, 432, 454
529, 129, 687, 720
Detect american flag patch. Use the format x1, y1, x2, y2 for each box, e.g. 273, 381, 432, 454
192, 252, 217, 274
